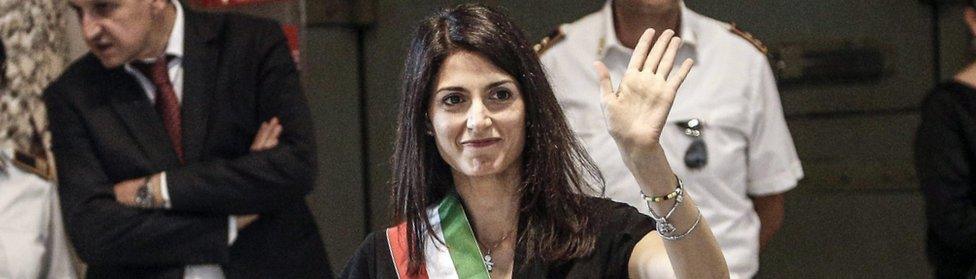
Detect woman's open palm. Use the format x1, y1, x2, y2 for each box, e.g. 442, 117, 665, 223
595, 29, 693, 154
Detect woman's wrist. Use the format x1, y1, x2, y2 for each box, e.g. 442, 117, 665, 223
621, 143, 678, 195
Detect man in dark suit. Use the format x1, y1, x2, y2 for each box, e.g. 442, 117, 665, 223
44, 0, 332, 277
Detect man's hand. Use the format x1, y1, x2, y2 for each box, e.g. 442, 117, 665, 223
236, 117, 283, 229
752, 193, 786, 251
113, 177, 147, 207
113, 117, 282, 228
250, 117, 282, 151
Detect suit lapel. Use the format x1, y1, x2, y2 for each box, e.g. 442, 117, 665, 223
180, 10, 223, 163
105, 10, 224, 167
106, 68, 183, 168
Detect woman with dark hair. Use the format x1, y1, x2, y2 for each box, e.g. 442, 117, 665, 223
341, 3, 726, 278
915, 1, 976, 278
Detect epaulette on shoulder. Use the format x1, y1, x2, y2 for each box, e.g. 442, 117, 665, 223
727, 23, 768, 54
533, 26, 565, 56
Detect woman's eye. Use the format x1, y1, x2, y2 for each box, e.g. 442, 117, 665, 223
493, 89, 512, 100
443, 94, 463, 105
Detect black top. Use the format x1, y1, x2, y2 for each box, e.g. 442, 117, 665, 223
339, 197, 656, 278
915, 81, 976, 278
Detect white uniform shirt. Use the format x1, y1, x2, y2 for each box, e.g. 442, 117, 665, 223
540, 2, 804, 278
0, 148, 76, 278
122, 1, 234, 278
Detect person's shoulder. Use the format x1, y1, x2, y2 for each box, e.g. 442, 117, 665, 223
933, 80, 973, 95
351, 229, 393, 264
59, 54, 102, 81
582, 197, 648, 224
185, 9, 282, 39
537, 9, 603, 59
44, 54, 102, 100
915, 81, 975, 131
533, 26, 566, 57
584, 196, 642, 214
220, 11, 281, 30
582, 197, 656, 237
924, 81, 973, 109
688, 9, 768, 58
340, 230, 391, 279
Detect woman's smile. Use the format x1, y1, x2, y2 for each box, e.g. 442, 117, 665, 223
461, 137, 502, 149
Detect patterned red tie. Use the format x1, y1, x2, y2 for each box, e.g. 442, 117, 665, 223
134, 56, 183, 163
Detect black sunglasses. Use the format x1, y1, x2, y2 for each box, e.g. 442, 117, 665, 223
678, 118, 707, 169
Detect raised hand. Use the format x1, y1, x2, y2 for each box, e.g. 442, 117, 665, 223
594, 29, 693, 158
250, 117, 282, 152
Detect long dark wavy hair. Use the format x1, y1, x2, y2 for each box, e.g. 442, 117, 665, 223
390, 3, 605, 273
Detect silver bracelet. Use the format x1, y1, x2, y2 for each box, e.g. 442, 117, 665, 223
645, 190, 682, 235
660, 208, 702, 241
641, 177, 685, 235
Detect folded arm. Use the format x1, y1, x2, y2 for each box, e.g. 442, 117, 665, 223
46, 89, 230, 266
154, 23, 317, 215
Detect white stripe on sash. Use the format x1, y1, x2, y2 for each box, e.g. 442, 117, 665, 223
423, 206, 460, 279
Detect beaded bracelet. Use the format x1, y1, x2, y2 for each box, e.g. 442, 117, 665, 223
640, 175, 700, 240
642, 174, 684, 203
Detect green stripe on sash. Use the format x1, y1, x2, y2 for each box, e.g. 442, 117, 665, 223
438, 194, 491, 279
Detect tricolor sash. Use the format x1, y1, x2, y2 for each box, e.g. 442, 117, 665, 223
386, 194, 491, 279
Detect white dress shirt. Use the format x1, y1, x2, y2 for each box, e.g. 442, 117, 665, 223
540, 2, 804, 278
123, 1, 235, 278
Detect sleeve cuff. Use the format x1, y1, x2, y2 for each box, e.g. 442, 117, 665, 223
228, 216, 238, 245
747, 162, 804, 196
160, 172, 173, 209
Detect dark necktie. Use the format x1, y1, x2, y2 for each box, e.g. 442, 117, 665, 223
133, 56, 183, 163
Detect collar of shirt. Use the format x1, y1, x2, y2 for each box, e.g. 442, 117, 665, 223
123, 0, 185, 71
598, 0, 699, 59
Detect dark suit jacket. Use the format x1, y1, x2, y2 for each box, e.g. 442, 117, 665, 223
44, 9, 332, 278
915, 81, 976, 279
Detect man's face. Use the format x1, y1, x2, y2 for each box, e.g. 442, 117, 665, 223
69, 0, 165, 68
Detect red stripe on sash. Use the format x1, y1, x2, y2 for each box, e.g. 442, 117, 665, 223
387, 223, 429, 279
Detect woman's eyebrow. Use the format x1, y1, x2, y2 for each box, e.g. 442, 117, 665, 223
485, 80, 515, 90
435, 86, 466, 94
435, 79, 515, 94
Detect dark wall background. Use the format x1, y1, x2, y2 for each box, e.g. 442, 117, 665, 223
300, 1, 974, 277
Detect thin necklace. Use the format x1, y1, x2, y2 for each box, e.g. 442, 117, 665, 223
476, 229, 515, 273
